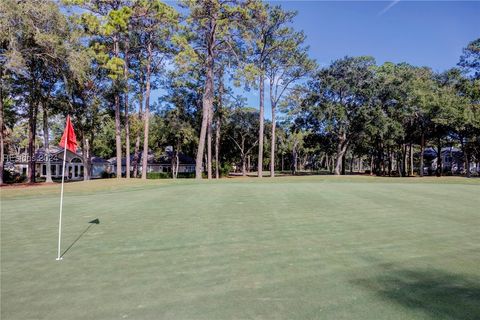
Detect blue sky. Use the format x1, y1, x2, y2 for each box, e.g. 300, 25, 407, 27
158, 1, 480, 119
279, 1, 479, 70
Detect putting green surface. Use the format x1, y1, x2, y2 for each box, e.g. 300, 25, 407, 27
1, 176, 480, 320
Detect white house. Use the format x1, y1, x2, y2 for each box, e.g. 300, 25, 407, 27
5, 147, 109, 180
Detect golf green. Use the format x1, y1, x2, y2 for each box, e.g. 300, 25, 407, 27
1, 176, 479, 319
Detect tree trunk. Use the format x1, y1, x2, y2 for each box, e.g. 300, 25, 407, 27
409, 143, 414, 176
89, 130, 95, 178
460, 135, 470, 178
242, 155, 246, 176
207, 97, 213, 180
318, 154, 325, 172
42, 106, 52, 183
196, 44, 214, 179
401, 144, 405, 176
436, 138, 442, 177
387, 150, 391, 174
257, 72, 265, 178
141, 41, 153, 180
270, 104, 276, 177
133, 88, 143, 178
381, 151, 386, 176
269, 74, 276, 177
124, 37, 130, 178
292, 139, 298, 175
215, 116, 221, 179
370, 154, 373, 176
419, 132, 425, 177
465, 144, 470, 178
171, 149, 177, 179
83, 137, 91, 181
114, 35, 122, 179
215, 73, 223, 179
334, 133, 348, 175
28, 102, 38, 183
204, 151, 208, 176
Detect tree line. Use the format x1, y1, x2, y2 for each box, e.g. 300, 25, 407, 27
0, 0, 479, 184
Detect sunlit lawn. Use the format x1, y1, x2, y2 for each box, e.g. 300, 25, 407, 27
1, 176, 479, 320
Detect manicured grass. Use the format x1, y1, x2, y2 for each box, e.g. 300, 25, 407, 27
1, 176, 480, 320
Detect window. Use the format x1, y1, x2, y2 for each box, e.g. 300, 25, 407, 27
42, 164, 47, 175
51, 165, 57, 176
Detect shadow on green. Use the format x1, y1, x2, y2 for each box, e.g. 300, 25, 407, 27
352, 263, 480, 320
60, 218, 100, 258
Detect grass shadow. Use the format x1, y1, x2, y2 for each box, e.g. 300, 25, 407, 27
352, 264, 480, 319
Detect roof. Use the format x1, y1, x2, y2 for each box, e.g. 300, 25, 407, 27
91, 156, 110, 164
159, 151, 196, 165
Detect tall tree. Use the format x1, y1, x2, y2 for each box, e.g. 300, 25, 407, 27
302, 56, 376, 175
2, 0, 80, 182
265, 24, 315, 177
123, 23, 132, 178
65, 0, 134, 178
122, 0, 179, 179
182, 0, 248, 179
225, 107, 260, 176
243, 3, 304, 177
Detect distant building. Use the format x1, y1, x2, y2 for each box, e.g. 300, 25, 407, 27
109, 151, 196, 176
4, 147, 196, 181
423, 147, 479, 175
4, 147, 109, 180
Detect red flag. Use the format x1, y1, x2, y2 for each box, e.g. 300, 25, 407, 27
59, 115, 77, 153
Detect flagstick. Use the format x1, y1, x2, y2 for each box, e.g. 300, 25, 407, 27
56, 125, 68, 261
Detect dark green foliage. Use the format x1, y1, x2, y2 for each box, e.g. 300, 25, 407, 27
2, 169, 27, 184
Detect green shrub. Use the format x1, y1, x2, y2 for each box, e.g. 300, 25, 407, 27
220, 163, 232, 177
101, 171, 115, 179
176, 172, 195, 179
147, 172, 171, 179
3, 170, 27, 184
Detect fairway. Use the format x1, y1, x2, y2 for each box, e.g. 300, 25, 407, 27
1, 176, 480, 320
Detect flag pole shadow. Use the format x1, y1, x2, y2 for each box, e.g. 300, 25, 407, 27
60, 219, 100, 259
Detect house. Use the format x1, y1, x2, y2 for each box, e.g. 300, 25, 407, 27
423, 147, 479, 175
91, 156, 112, 178
109, 151, 196, 176
5, 147, 110, 180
